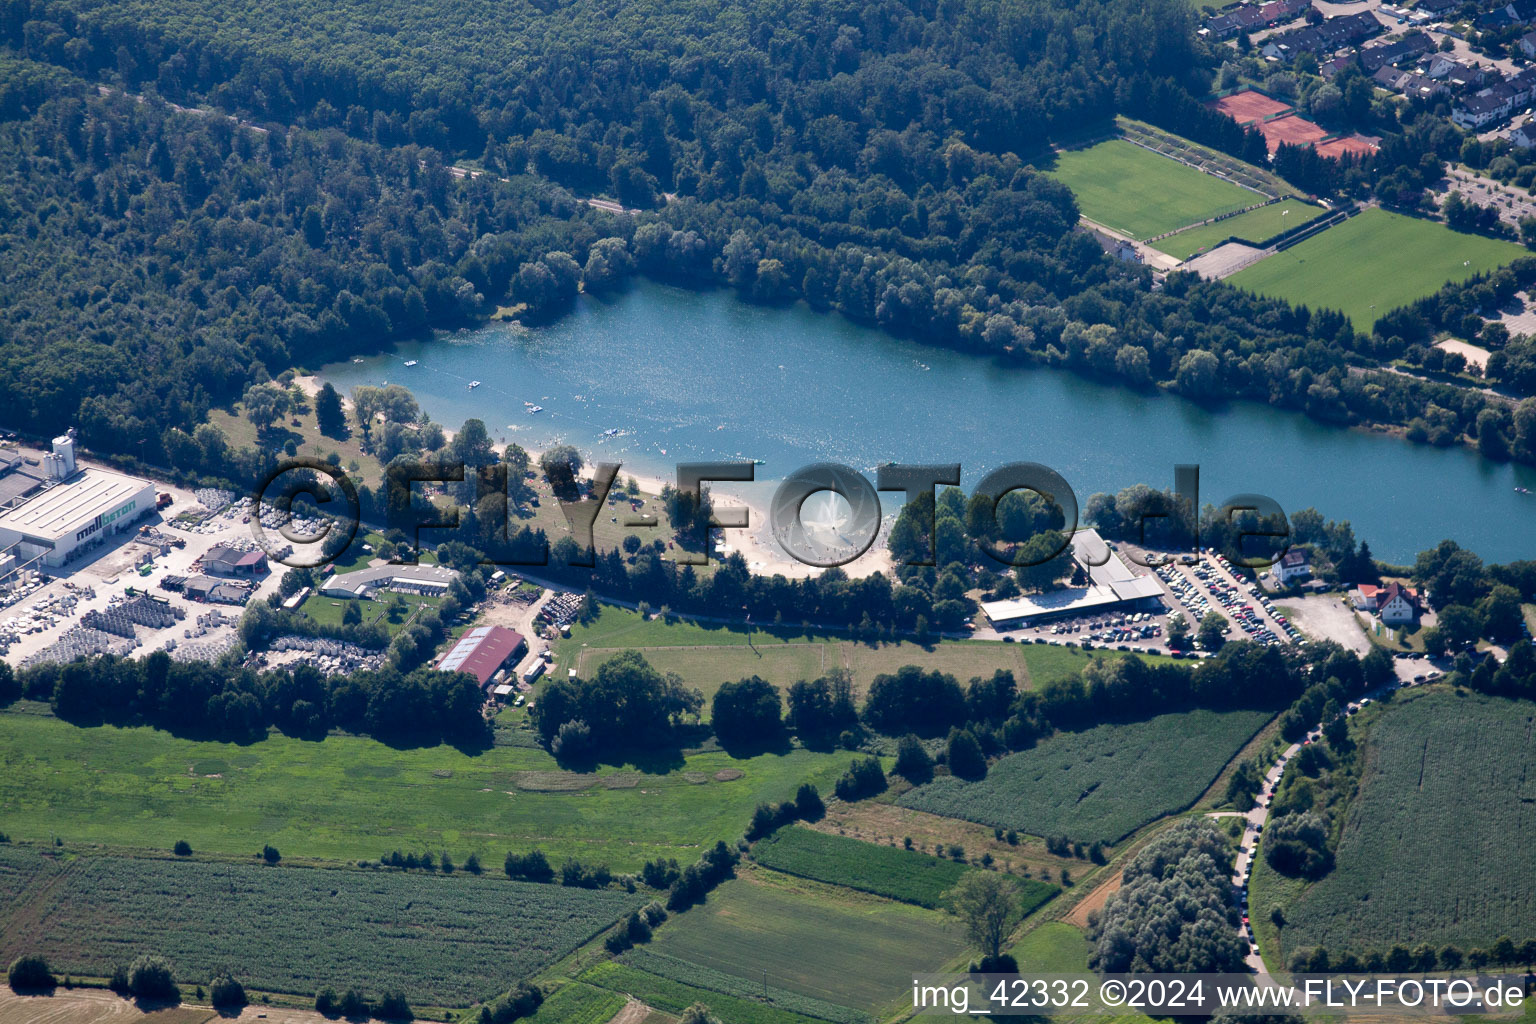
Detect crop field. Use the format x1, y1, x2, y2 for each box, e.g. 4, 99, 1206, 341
897, 709, 1272, 842
1264, 691, 1536, 954
1152, 199, 1327, 260
0, 990, 213, 1024
751, 825, 975, 908
582, 962, 829, 1024
1046, 139, 1260, 240
0, 846, 639, 1005
520, 983, 626, 1024
618, 950, 873, 1024
0, 710, 854, 871
648, 871, 968, 1013
1228, 208, 1526, 331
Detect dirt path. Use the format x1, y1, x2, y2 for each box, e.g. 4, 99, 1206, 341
1064, 869, 1121, 928
605, 997, 653, 1024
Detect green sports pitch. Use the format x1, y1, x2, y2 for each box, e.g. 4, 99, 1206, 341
1047, 138, 1262, 240
1228, 208, 1527, 331
1153, 198, 1327, 260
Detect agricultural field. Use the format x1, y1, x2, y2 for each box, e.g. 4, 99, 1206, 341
581, 962, 830, 1024
648, 871, 968, 1013
617, 950, 872, 1024
1152, 198, 1327, 261
0, 990, 213, 1024
0, 709, 854, 871
519, 983, 626, 1024
562, 605, 1163, 702
0, 846, 640, 1006
1010, 921, 1093, 973
897, 709, 1273, 842
1260, 691, 1536, 956
1046, 139, 1260, 240
1228, 208, 1526, 331
750, 825, 976, 908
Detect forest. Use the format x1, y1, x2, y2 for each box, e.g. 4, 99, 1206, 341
3, 0, 1536, 468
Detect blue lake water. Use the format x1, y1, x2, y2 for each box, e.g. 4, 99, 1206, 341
318, 281, 1536, 565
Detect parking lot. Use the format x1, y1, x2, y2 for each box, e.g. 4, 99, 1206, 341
1151, 552, 1302, 650
1005, 607, 1174, 655
0, 477, 286, 667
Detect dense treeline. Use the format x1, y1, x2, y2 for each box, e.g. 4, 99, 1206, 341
1088, 821, 1246, 973
5, 649, 487, 746
3, 0, 1530, 469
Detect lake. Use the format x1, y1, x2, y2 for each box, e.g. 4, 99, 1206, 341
318, 281, 1536, 565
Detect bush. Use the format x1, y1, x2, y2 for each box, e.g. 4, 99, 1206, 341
316, 987, 340, 1016
375, 990, 413, 1021
261, 845, 281, 865
209, 975, 247, 1009
504, 849, 555, 883
128, 954, 179, 1002
7, 954, 56, 992
1263, 812, 1334, 879
833, 757, 887, 801
172, 840, 193, 857
339, 989, 369, 1018
895, 734, 934, 784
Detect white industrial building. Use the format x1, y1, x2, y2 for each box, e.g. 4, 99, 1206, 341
0, 433, 156, 569
980, 529, 1165, 630
319, 563, 461, 598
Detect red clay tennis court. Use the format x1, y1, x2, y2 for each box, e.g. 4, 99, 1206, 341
1258, 114, 1330, 153
1209, 90, 1293, 125
1315, 134, 1379, 160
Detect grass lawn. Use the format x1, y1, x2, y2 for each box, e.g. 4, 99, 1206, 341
1228, 208, 1527, 331
897, 709, 1273, 842
1010, 921, 1093, 972
1261, 689, 1536, 957
648, 870, 968, 1014
1046, 139, 1260, 240
0, 709, 855, 871
561, 606, 1168, 703
298, 588, 441, 635
581, 962, 829, 1024
1152, 198, 1327, 260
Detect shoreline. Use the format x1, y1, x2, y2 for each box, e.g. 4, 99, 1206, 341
295, 374, 894, 580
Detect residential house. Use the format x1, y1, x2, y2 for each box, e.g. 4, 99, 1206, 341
1373, 65, 1450, 99
202, 544, 269, 577
1351, 582, 1421, 625
1357, 31, 1437, 71
1261, 11, 1384, 61
1510, 122, 1536, 146
1207, 0, 1310, 38
1276, 548, 1313, 584
1454, 84, 1516, 128
1521, 28, 1536, 56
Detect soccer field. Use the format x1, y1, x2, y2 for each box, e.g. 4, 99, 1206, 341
1227, 208, 1526, 330
1047, 139, 1262, 240
1153, 198, 1327, 260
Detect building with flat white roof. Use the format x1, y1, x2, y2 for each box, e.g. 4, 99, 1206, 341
319, 563, 461, 598
980, 529, 1165, 630
0, 433, 155, 568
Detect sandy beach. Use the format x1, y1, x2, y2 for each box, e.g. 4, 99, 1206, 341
295, 374, 895, 579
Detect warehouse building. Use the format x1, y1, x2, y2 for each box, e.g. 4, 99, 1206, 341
980, 529, 1165, 630
319, 563, 461, 598
0, 433, 156, 569
435, 625, 528, 689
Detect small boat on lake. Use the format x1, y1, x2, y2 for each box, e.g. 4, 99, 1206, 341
467, 380, 481, 390
404, 360, 418, 367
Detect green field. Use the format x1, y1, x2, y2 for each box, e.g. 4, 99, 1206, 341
1261, 691, 1536, 956
617, 950, 872, 1024
1047, 139, 1260, 240
751, 825, 974, 908
1152, 198, 1327, 260
897, 709, 1273, 842
0, 709, 854, 871
582, 962, 829, 1024
0, 845, 637, 1005
648, 872, 968, 1013
1010, 921, 1093, 972
1228, 208, 1527, 331
521, 983, 627, 1024
563, 605, 1165, 702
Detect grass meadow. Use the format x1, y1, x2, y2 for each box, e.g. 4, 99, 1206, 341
897, 709, 1272, 842
1228, 208, 1526, 331
1046, 139, 1260, 240
1152, 198, 1327, 260
561, 605, 1167, 707
0, 709, 855, 870
1261, 690, 1536, 956
647, 870, 967, 1013
751, 825, 977, 908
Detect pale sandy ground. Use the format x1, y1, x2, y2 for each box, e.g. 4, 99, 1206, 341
288, 376, 896, 579
1434, 338, 1491, 372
